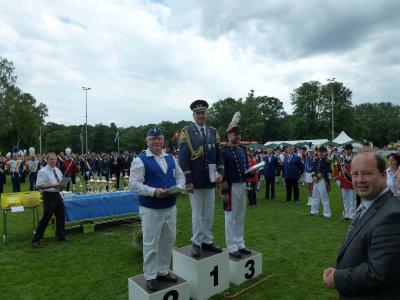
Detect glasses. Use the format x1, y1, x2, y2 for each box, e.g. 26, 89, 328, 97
195, 111, 206, 115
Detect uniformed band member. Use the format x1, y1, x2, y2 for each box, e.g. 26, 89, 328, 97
304, 145, 315, 206
310, 147, 332, 218
129, 126, 185, 292
32, 153, 68, 248
9, 153, 22, 192
178, 99, 224, 257
334, 144, 356, 220
221, 112, 252, 258
0, 154, 6, 195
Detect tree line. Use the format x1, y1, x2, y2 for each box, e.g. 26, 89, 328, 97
1, 56, 399, 154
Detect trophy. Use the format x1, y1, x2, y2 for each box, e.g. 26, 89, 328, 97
123, 171, 129, 191
110, 175, 117, 191
95, 178, 101, 193
88, 177, 95, 193
101, 177, 108, 193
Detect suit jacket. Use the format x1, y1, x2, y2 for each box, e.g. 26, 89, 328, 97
178, 122, 223, 189
334, 190, 400, 299
283, 155, 304, 180
262, 155, 278, 177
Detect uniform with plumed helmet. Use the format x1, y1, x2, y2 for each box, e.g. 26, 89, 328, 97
221, 112, 252, 258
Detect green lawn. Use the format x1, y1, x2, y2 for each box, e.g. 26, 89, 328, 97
0, 178, 347, 299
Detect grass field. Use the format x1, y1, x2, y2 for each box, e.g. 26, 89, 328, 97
0, 178, 348, 300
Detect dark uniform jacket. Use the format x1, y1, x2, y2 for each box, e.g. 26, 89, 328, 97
334, 190, 400, 299
222, 144, 248, 185
178, 122, 223, 189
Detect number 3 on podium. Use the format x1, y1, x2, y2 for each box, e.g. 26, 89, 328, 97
245, 259, 255, 279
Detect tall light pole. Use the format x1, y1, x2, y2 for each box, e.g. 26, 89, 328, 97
327, 78, 335, 140
82, 87, 91, 153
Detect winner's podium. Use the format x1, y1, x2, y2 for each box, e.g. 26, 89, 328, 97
128, 271, 190, 300
229, 250, 262, 285
172, 245, 229, 300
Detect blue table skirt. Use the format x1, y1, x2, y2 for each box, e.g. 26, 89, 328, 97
64, 191, 139, 222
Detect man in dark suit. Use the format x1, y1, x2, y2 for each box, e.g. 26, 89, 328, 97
122, 151, 133, 176
283, 146, 304, 203
109, 151, 123, 188
262, 147, 279, 200
323, 151, 400, 299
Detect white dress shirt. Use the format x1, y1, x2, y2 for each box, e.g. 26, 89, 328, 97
386, 168, 398, 194
129, 149, 185, 197
36, 164, 63, 192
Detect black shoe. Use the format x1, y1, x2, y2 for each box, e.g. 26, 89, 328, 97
310, 213, 317, 217
341, 217, 350, 222
229, 251, 242, 259
157, 272, 178, 283
56, 236, 71, 242
31, 241, 42, 248
238, 248, 252, 255
191, 243, 201, 257
146, 279, 158, 292
201, 243, 222, 253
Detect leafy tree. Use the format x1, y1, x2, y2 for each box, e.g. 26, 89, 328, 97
354, 102, 400, 147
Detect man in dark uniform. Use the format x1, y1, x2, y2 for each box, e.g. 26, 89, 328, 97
0, 153, 6, 196
122, 151, 133, 176
310, 146, 332, 218
221, 112, 252, 258
109, 151, 123, 188
178, 99, 224, 257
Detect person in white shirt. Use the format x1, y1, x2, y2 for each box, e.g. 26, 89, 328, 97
129, 126, 185, 292
27, 155, 39, 191
32, 153, 67, 248
386, 153, 400, 195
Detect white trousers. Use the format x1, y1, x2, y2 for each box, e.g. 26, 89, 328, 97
189, 188, 215, 246
341, 188, 356, 219
311, 178, 331, 217
225, 182, 247, 253
139, 205, 176, 280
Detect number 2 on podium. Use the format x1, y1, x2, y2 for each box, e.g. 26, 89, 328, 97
210, 265, 218, 286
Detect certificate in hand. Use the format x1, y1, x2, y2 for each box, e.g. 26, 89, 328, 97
60, 176, 71, 186
166, 186, 186, 195
245, 161, 265, 174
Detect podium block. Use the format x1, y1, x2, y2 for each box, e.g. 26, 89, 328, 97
172, 245, 229, 300
229, 250, 262, 285
128, 271, 190, 300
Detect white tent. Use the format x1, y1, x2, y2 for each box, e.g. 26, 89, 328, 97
332, 131, 354, 145
264, 139, 329, 146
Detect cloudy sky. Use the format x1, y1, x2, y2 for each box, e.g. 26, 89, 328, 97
0, 0, 399, 127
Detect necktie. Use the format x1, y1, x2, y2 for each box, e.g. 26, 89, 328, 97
289, 155, 292, 162
345, 202, 367, 241
200, 127, 206, 143
53, 169, 60, 183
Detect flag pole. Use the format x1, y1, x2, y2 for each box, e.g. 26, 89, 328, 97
39, 126, 42, 154
117, 133, 120, 153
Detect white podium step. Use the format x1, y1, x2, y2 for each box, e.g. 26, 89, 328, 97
228, 250, 262, 285
128, 271, 190, 300
172, 245, 229, 300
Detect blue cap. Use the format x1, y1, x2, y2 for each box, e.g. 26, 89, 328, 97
12, 145, 19, 153
147, 125, 163, 137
